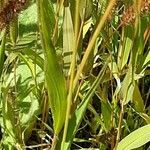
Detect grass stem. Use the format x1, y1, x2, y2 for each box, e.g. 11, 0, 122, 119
73, 0, 117, 90
114, 103, 124, 150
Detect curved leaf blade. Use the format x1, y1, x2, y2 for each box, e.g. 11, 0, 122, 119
117, 124, 150, 150
62, 60, 108, 149
38, 0, 67, 135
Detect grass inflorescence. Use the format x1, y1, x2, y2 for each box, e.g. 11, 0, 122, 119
0, 0, 27, 30
121, 0, 150, 25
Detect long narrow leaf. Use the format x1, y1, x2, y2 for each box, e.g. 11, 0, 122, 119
117, 124, 150, 150
0, 29, 6, 78
62, 59, 109, 149
37, 0, 67, 135
63, 6, 75, 75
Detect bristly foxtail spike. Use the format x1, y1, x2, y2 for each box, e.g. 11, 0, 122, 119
121, 0, 150, 26
0, 0, 28, 31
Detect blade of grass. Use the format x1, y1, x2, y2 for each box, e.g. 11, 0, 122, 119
61, 0, 80, 149
21, 48, 44, 70
117, 124, 150, 150
9, 18, 18, 47
63, 5, 75, 75
37, 0, 67, 148
117, 26, 133, 71
62, 59, 109, 149
0, 29, 7, 78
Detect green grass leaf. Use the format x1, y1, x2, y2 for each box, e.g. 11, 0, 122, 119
117, 124, 150, 150
132, 82, 145, 112
0, 29, 6, 78
62, 59, 108, 149
63, 6, 75, 75
117, 26, 133, 71
38, 0, 67, 135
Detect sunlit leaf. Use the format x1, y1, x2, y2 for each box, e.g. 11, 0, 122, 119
117, 124, 150, 150
38, 0, 67, 135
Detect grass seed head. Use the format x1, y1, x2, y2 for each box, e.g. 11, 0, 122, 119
0, 0, 27, 30
121, 0, 150, 26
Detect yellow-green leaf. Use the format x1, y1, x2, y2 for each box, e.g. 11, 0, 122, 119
38, 0, 67, 135
117, 124, 150, 150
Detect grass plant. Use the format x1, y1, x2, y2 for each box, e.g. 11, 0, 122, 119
0, 0, 150, 149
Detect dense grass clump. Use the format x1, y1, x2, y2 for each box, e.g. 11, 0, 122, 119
0, 0, 150, 149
